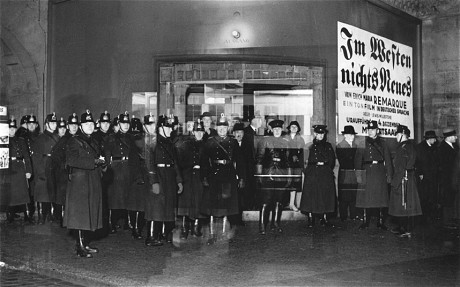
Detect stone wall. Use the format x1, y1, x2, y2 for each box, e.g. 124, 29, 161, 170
0, 0, 47, 123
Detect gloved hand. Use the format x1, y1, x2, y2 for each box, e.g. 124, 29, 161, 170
202, 177, 209, 187
177, 182, 183, 194
238, 178, 245, 189
292, 155, 299, 163
94, 158, 106, 167
151, 183, 160, 194
26, 173, 31, 179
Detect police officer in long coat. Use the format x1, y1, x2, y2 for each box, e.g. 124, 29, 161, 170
388, 125, 422, 237
144, 114, 183, 247
0, 118, 33, 223
415, 130, 439, 222
31, 113, 60, 224
176, 119, 206, 239
256, 119, 290, 234
299, 125, 336, 227
437, 128, 459, 229
104, 111, 135, 233
201, 114, 245, 244
64, 110, 105, 258
354, 120, 393, 230
126, 117, 146, 240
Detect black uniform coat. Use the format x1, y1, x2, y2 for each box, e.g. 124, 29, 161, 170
201, 135, 245, 217
49, 133, 72, 205
437, 140, 459, 207
0, 136, 32, 206
415, 140, 439, 212
64, 132, 103, 231
242, 125, 260, 209
145, 134, 182, 221
300, 139, 336, 214
31, 130, 59, 202
104, 132, 135, 209
354, 136, 393, 208
126, 133, 145, 211
388, 140, 422, 217
176, 135, 206, 219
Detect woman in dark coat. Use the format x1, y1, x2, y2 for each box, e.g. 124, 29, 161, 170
64, 110, 105, 258
176, 120, 206, 239
1, 118, 32, 223
388, 125, 422, 238
299, 125, 336, 227
144, 114, 183, 247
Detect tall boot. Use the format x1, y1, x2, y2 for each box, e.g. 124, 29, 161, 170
75, 230, 92, 258
359, 209, 370, 229
60, 206, 65, 228
259, 204, 269, 235
192, 219, 203, 237
23, 204, 34, 224
124, 210, 132, 230
273, 202, 283, 233
207, 216, 217, 245
377, 208, 388, 230
145, 221, 154, 246
180, 216, 189, 239
307, 213, 315, 228
109, 209, 117, 234
83, 231, 98, 253
130, 211, 143, 240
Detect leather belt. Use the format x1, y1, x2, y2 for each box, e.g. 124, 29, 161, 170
363, 160, 383, 164
308, 162, 325, 166
214, 160, 230, 165
157, 164, 173, 167
10, 157, 24, 161
272, 158, 281, 162
112, 156, 128, 161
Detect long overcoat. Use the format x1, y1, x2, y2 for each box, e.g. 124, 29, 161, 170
437, 141, 459, 207
415, 140, 439, 211
175, 135, 206, 219
126, 132, 145, 211
354, 136, 393, 208
299, 139, 336, 214
201, 135, 245, 217
49, 133, 71, 205
145, 134, 182, 221
31, 130, 59, 202
284, 133, 305, 184
104, 132, 135, 209
0, 136, 32, 207
388, 140, 422, 217
64, 133, 103, 231
336, 139, 359, 201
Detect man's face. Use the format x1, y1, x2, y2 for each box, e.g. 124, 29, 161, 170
446, 135, 458, 143
80, 122, 95, 135
58, 127, 67, 137
100, 122, 110, 133
186, 121, 194, 132
144, 123, 156, 135
233, 130, 244, 142
344, 134, 355, 142
68, 124, 78, 135
396, 133, 404, 142
217, 125, 228, 137
273, 127, 282, 138
47, 121, 57, 132
202, 117, 212, 129
9, 127, 17, 137
427, 138, 436, 145
119, 122, 130, 133
160, 126, 172, 138
367, 128, 377, 138
314, 132, 324, 141
113, 124, 120, 133
194, 130, 204, 141
251, 117, 262, 129
27, 122, 37, 132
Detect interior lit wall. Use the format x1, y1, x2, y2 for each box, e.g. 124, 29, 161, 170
48, 0, 421, 138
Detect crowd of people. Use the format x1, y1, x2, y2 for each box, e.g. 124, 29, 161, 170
1, 109, 459, 258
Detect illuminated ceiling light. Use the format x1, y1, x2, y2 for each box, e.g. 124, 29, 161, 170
232, 30, 241, 39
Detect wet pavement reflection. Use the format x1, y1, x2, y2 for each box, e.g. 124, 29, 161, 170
0, 216, 459, 286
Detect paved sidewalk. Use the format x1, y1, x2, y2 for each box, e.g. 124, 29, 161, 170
0, 215, 459, 286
